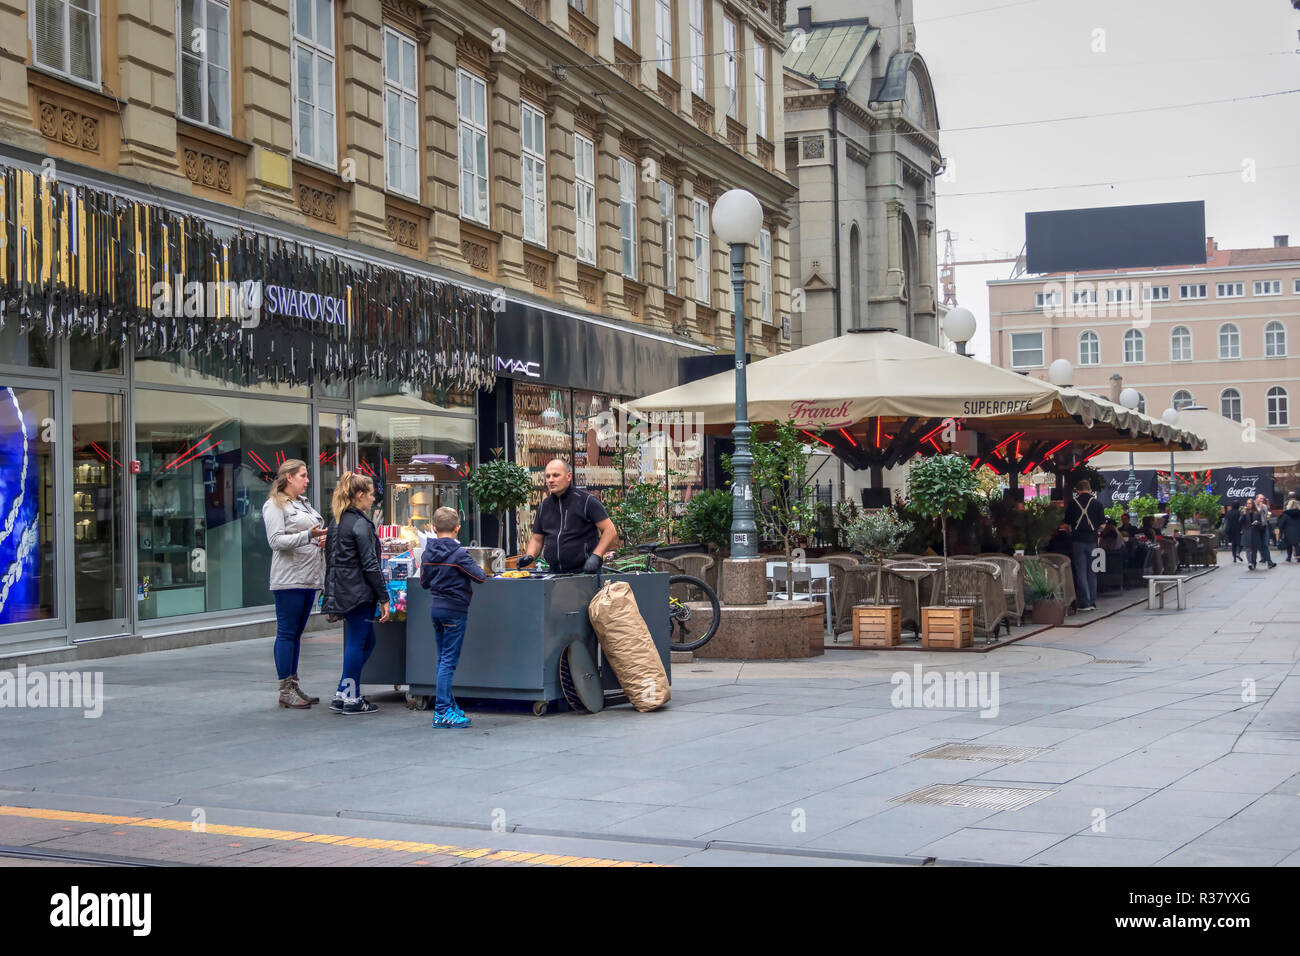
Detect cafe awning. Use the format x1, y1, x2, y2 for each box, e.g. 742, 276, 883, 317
626, 330, 1205, 464
1091, 407, 1299, 472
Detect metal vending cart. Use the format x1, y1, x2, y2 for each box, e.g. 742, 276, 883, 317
362, 571, 671, 715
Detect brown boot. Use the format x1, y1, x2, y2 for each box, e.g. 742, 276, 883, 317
278, 677, 311, 709
290, 675, 320, 704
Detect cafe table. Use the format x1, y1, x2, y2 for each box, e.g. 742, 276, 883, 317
766, 561, 833, 635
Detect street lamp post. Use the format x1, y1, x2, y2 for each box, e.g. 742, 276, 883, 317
1162, 406, 1181, 502
713, 189, 764, 560
1120, 388, 1142, 499
943, 306, 976, 357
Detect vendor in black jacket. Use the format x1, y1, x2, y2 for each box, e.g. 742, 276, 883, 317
517, 459, 619, 573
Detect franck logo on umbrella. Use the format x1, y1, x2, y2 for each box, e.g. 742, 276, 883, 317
789, 400, 852, 427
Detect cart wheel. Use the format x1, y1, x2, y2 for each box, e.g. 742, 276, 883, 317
532, 700, 548, 717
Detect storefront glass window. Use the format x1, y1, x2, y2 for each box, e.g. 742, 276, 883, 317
134, 390, 311, 620
69, 335, 122, 373
513, 383, 573, 536
0, 386, 56, 627
356, 409, 475, 546
357, 376, 475, 412
572, 389, 622, 498
0, 326, 54, 369
135, 351, 311, 398
318, 410, 354, 501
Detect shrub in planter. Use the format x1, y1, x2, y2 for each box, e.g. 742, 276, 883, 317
908, 454, 980, 647
842, 507, 911, 645
678, 488, 733, 554
1024, 558, 1066, 626
465, 454, 533, 551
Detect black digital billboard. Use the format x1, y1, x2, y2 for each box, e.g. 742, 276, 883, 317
1025, 201, 1206, 274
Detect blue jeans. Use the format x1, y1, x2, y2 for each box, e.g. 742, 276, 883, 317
273, 588, 317, 679
338, 606, 376, 700
1071, 540, 1097, 608
431, 612, 468, 713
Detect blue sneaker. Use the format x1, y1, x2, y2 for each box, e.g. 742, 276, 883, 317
432, 709, 471, 729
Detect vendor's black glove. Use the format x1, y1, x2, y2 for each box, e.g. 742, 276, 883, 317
583, 553, 603, 574
516, 554, 535, 569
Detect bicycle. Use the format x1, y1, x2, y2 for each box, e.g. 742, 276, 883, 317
604, 543, 722, 652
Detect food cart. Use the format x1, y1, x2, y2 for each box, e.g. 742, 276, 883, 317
361, 570, 672, 715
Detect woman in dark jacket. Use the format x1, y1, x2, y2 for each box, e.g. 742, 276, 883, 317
321, 472, 391, 715
1243, 498, 1276, 570
1280, 499, 1300, 562
1221, 504, 1243, 563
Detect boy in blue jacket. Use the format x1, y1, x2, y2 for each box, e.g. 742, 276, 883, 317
419, 507, 486, 728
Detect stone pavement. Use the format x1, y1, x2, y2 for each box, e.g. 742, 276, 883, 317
1, 551, 1298, 866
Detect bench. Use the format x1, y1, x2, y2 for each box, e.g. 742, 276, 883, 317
1146, 575, 1189, 610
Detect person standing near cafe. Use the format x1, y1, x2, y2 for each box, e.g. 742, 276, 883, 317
1065, 479, 1104, 611
517, 459, 619, 573
1221, 503, 1243, 563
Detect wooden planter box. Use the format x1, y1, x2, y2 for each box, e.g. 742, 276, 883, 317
853, 605, 902, 647
921, 606, 974, 649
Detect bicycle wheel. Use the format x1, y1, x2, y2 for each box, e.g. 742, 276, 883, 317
667, 574, 721, 652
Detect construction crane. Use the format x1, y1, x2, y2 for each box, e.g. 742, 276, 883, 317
939, 229, 1024, 306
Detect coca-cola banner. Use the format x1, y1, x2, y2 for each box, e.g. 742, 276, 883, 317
1099, 469, 1159, 506
1214, 468, 1275, 504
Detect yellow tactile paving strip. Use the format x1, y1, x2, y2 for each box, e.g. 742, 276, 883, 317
0, 805, 661, 867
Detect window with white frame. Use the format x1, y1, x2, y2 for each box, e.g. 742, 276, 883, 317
618, 156, 637, 280
382, 27, 419, 199
1170, 325, 1192, 362
1123, 328, 1144, 363
655, 0, 672, 65
1078, 330, 1099, 366
1265, 320, 1287, 357
1009, 332, 1043, 368
759, 227, 772, 323
520, 101, 547, 245
1143, 285, 1169, 301
659, 181, 676, 292
179, 0, 231, 132
753, 43, 767, 139
292, 0, 337, 167
614, 0, 634, 46
1253, 279, 1281, 296
1105, 286, 1132, 304
32, 0, 100, 86
689, 0, 706, 97
1220, 388, 1242, 422
1217, 282, 1244, 298
1172, 389, 1194, 411
1180, 283, 1207, 299
1267, 386, 1289, 426
723, 16, 738, 120
1295, 279, 1300, 294
574, 132, 596, 265
457, 68, 489, 225
1035, 290, 1060, 309
693, 197, 710, 304
1072, 288, 1097, 305
1218, 322, 1241, 359
568, 0, 586, 14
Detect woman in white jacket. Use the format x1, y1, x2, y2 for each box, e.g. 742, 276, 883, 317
263, 459, 328, 708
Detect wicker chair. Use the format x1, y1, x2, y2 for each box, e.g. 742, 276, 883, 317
668, 553, 716, 587
836, 565, 899, 634
1033, 553, 1077, 610
973, 553, 1026, 627
891, 553, 923, 562
927, 560, 1008, 641
1157, 537, 1180, 573
824, 555, 866, 635
880, 565, 927, 636
1098, 545, 1125, 593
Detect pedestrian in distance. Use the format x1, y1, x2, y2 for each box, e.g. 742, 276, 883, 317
321, 472, 391, 715
1243, 498, 1274, 570
1064, 479, 1105, 611
262, 458, 328, 710
1221, 502, 1243, 563
1254, 494, 1278, 569
1279, 497, 1300, 562
419, 506, 487, 729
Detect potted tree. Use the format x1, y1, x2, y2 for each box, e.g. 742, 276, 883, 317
907, 453, 981, 648
465, 452, 533, 554
842, 507, 911, 646
678, 488, 733, 556
1024, 557, 1066, 626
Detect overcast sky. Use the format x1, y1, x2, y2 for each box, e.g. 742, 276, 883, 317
917, 0, 1300, 361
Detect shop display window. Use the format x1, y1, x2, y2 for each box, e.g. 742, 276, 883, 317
513, 383, 574, 530
0, 386, 56, 626
357, 376, 476, 413
135, 350, 310, 398
134, 390, 310, 620
0, 325, 54, 369
572, 389, 622, 497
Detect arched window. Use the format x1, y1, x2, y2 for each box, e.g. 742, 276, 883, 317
1134, 392, 1146, 414
1219, 323, 1241, 359
1172, 390, 1194, 410
1123, 328, 1144, 363
849, 224, 861, 330
1078, 330, 1099, 365
1170, 326, 1192, 362
1220, 387, 1242, 422
1268, 386, 1289, 426
1265, 321, 1287, 357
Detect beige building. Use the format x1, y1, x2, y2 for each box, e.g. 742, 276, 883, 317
988, 236, 1300, 445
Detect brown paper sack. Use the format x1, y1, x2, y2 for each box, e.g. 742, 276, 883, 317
588, 581, 670, 712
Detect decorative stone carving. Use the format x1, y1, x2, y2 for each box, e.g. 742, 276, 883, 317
691, 94, 714, 132
802, 135, 825, 159
520, 73, 550, 104
520, 0, 543, 18
387, 214, 420, 249
39, 100, 99, 153
574, 106, 598, 132
461, 238, 490, 271
757, 138, 774, 171
523, 258, 548, 289
456, 34, 491, 69
182, 148, 233, 193
569, 20, 594, 55
625, 290, 642, 318
577, 278, 598, 304
298, 184, 338, 224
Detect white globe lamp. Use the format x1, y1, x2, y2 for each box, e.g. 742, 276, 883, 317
712, 189, 763, 246
1119, 388, 1141, 410
942, 306, 977, 356
1162, 407, 1180, 426
1048, 359, 1075, 387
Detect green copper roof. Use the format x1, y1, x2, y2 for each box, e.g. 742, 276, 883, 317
783, 22, 879, 86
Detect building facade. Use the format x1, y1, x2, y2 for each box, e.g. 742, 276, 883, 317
988, 236, 1300, 445
0, 0, 795, 656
